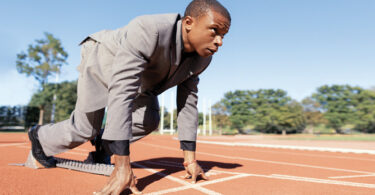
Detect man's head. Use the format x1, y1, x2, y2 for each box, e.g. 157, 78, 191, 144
182, 0, 231, 57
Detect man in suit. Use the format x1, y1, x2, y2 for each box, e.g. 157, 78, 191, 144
28, 0, 231, 194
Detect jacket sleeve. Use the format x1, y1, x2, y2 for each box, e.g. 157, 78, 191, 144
102, 17, 158, 141
176, 75, 200, 141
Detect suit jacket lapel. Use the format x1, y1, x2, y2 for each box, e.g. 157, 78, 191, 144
154, 55, 197, 95
167, 19, 183, 79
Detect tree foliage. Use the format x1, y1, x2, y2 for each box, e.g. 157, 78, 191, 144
16, 32, 68, 124
221, 89, 305, 134
211, 101, 231, 132
16, 32, 68, 89
312, 85, 360, 133
29, 81, 77, 123
0, 106, 39, 129
161, 108, 177, 129
311, 85, 375, 133
352, 90, 375, 133
301, 97, 327, 126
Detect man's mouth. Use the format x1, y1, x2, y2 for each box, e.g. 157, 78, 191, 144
207, 48, 217, 54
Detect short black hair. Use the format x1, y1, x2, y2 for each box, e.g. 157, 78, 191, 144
184, 0, 231, 22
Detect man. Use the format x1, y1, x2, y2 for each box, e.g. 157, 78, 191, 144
28, 0, 231, 194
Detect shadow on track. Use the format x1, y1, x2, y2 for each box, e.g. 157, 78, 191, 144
120, 157, 242, 194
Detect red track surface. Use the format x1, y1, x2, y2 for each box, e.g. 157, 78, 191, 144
1, 133, 375, 194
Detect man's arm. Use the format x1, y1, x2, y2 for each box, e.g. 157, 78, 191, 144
103, 17, 158, 143
176, 75, 200, 142
97, 17, 158, 194
177, 75, 209, 183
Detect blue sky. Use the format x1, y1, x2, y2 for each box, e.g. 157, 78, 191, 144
1, 0, 374, 110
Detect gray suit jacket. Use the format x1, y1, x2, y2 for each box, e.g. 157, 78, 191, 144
76, 13, 212, 142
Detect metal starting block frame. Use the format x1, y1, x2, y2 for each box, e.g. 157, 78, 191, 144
11, 150, 114, 176
55, 157, 114, 176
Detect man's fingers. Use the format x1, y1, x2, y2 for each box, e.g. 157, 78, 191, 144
129, 185, 142, 194
132, 175, 138, 185
98, 168, 119, 194
97, 178, 115, 194
197, 165, 209, 181
188, 163, 209, 184
191, 168, 198, 184
200, 171, 209, 181
183, 173, 192, 179
130, 175, 142, 194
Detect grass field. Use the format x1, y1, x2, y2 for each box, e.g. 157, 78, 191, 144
275, 134, 375, 141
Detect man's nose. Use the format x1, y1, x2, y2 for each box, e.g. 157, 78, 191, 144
214, 36, 223, 47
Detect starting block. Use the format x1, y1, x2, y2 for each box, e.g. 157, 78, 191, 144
10, 150, 114, 176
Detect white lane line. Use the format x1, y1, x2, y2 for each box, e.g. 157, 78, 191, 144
145, 174, 250, 195
196, 140, 375, 155
147, 160, 245, 176
148, 171, 375, 194
270, 174, 375, 189
329, 174, 375, 179
0, 143, 26, 147
132, 162, 221, 195
139, 142, 375, 175
201, 142, 375, 162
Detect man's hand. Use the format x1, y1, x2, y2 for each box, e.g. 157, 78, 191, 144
94, 155, 141, 195
182, 150, 209, 184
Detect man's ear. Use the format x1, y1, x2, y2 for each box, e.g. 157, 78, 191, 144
183, 16, 194, 31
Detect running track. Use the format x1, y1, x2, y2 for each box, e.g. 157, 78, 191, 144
1, 133, 374, 194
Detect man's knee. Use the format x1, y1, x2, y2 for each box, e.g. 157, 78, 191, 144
133, 105, 160, 135
72, 109, 105, 140
142, 113, 160, 132
132, 94, 160, 133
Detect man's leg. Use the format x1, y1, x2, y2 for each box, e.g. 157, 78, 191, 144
38, 108, 105, 156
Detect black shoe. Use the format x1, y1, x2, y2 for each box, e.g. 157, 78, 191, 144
84, 130, 112, 165
83, 151, 111, 164
28, 125, 56, 168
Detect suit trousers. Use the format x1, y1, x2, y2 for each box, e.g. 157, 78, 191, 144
38, 94, 160, 156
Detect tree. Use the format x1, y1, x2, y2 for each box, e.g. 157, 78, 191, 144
0, 106, 23, 127
16, 32, 68, 124
353, 89, 375, 133
29, 81, 77, 124
54, 81, 77, 121
301, 97, 327, 133
221, 90, 253, 132
222, 89, 305, 134
162, 108, 177, 130
28, 84, 54, 124
312, 85, 362, 133
212, 101, 231, 134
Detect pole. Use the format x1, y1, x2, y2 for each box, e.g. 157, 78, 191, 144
160, 93, 164, 134
51, 73, 59, 123
203, 98, 206, 136
209, 99, 212, 136
170, 92, 174, 135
